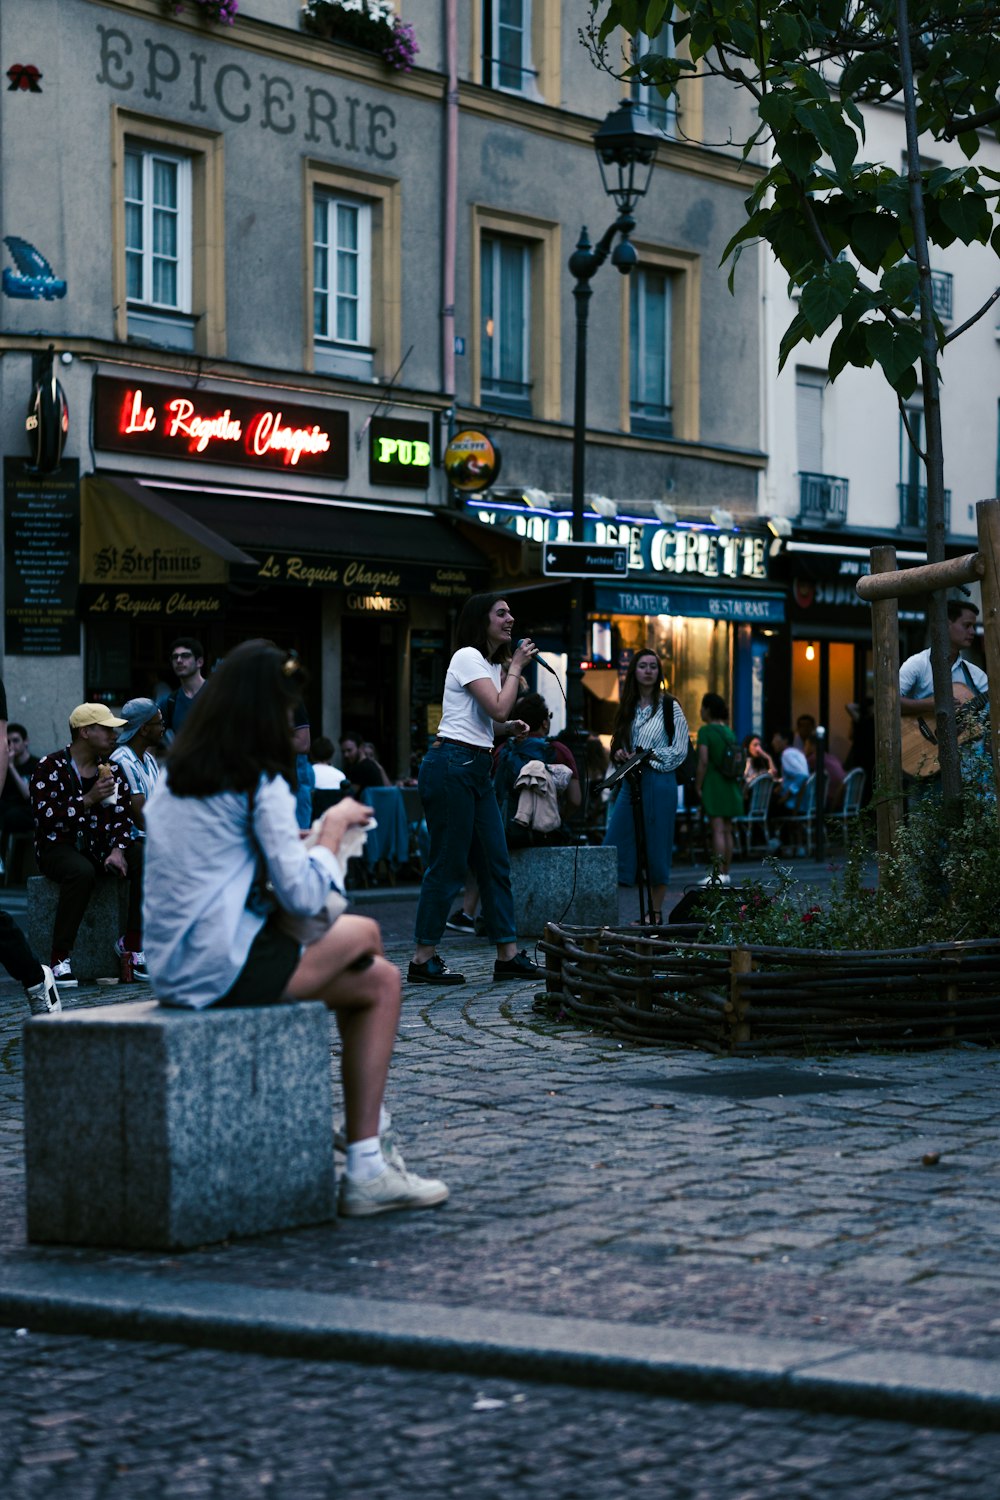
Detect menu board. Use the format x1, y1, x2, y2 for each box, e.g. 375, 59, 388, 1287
4, 458, 80, 655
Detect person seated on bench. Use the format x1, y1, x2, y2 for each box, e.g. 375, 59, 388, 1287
309, 736, 347, 792
30, 704, 145, 988
143, 639, 448, 1220
0, 721, 38, 845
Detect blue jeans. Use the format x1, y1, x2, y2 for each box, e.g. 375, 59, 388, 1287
414, 741, 516, 946
603, 768, 677, 887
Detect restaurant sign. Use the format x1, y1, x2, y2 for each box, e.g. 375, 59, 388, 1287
78, 585, 226, 621
245, 553, 477, 599
369, 417, 431, 488
92, 375, 349, 478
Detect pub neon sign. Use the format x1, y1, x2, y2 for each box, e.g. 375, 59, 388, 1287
120, 388, 332, 467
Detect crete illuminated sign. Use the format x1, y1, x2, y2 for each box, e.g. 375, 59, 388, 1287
369, 417, 431, 489
92, 376, 348, 478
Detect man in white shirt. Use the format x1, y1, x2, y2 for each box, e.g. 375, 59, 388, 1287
310, 736, 347, 791
899, 601, 987, 711
110, 698, 164, 838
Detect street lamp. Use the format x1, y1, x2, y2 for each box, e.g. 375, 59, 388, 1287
566, 100, 660, 801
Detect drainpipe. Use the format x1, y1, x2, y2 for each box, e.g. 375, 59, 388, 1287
442, 0, 458, 404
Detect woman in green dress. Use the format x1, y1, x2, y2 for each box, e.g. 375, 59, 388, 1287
696, 693, 743, 884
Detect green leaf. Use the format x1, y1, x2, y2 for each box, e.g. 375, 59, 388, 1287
800, 261, 856, 335
793, 102, 858, 179
644, 0, 669, 34
774, 127, 820, 180
849, 211, 901, 272
957, 131, 980, 161
939, 193, 991, 245
758, 91, 795, 132
777, 311, 814, 372
865, 321, 923, 390
828, 321, 872, 381
880, 261, 920, 310
772, 13, 801, 51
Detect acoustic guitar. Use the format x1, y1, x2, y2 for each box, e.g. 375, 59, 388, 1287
900, 682, 988, 779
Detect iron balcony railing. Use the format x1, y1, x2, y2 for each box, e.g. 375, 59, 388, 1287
798, 472, 849, 526
898, 483, 951, 532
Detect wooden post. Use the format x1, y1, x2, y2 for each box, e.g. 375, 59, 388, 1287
869, 545, 904, 862
729, 946, 753, 1049
975, 499, 1000, 832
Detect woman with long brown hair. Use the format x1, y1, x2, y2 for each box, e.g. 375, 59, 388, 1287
603, 649, 691, 924
143, 639, 447, 1218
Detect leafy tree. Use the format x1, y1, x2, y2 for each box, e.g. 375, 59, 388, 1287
586, 0, 1000, 806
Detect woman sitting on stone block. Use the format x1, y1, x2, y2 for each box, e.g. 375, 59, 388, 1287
143, 639, 447, 1220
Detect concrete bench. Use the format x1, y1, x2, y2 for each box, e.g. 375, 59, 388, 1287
26, 874, 128, 981
509, 844, 619, 938
23, 999, 336, 1250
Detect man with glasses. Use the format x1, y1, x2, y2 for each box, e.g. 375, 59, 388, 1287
158, 637, 207, 742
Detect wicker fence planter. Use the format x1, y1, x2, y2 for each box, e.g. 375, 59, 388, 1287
540, 923, 1000, 1054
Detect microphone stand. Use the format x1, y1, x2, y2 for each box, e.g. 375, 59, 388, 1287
600, 749, 656, 925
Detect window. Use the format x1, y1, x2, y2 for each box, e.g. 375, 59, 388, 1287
630, 267, 673, 434
314, 195, 373, 380
481, 235, 531, 412
796, 369, 825, 475
631, 24, 678, 137
124, 146, 194, 349
304, 162, 400, 382
112, 111, 225, 358
482, 0, 536, 94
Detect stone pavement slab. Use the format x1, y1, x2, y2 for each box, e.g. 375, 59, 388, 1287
2, 873, 1000, 1424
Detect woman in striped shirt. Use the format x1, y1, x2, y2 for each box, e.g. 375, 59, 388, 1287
603, 650, 691, 925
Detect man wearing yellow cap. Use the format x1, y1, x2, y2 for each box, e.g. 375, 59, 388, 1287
30, 704, 144, 986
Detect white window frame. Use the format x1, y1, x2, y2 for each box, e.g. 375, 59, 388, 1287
631, 24, 678, 137
313, 193, 373, 352
630, 266, 673, 432
481, 233, 531, 411
124, 145, 192, 313
484, 0, 535, 95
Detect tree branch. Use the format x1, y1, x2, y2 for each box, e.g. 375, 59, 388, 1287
945, 284, 1000, 344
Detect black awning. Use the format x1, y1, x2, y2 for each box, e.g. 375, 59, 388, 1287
141, 486, 490, 570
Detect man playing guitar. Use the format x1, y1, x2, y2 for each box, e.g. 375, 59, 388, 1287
899, 601, 988, 778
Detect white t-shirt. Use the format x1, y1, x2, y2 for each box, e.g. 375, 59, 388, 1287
437, 646, 502, 748
312, 763, 347, 790
899, 648, 987, 702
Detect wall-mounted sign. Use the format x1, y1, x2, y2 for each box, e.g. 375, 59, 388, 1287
369, 417, 431, 489
241, 552, 477, 599
443, 429, 500, 493
346, 593, 408, 614
594, 583, 785, 623
26, 362, 69, 473
470, 504, 770, 582
4, 458, 79, 654
78, 585, 226, 622
92, 375, 349, 478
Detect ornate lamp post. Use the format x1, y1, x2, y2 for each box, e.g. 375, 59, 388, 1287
566, 100, 660, 806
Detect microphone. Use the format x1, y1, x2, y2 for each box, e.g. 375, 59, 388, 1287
516, 639, 557, 675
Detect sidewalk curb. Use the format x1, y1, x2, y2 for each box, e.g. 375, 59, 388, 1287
2, 1262, 998, 1430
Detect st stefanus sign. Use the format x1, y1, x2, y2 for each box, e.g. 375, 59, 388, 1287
92, 375, 349, 478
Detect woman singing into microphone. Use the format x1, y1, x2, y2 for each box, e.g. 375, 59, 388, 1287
603, 649, 691, 925
408, 593, 544, 988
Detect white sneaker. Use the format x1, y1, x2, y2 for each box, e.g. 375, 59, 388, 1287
51, 959, 78, 988
338, 1160, 449, 1218
25, 965, 62, 1016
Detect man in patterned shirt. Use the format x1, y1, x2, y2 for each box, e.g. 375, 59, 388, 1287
30, 704, 144, 987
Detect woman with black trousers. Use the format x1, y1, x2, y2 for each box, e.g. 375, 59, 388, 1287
408, 593, 544, 987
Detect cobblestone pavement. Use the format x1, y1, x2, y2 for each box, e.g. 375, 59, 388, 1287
3, 875, 1000, 1364
1, 1329, 998, 1499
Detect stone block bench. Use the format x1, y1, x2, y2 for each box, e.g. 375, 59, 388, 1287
509, 844, 618, 938
23, 1000, 336, 1250
26, 875, 128, 982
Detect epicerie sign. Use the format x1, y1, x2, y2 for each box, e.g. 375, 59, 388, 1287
92, 376, 349, 479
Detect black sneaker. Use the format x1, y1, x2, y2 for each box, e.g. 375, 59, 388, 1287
493, 950, 544, 982
407, 955, 466, 986
445, 911, 476, 934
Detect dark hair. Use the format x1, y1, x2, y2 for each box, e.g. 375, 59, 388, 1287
702, 692, 729, 722
773, 726, 794, 745
611, 650, 666, 758
166, 639, 305, 798
517, 692, 550, 733
170, 636, 204, 660
948, 600, 979, 621
7, 723, 27, 739
454, 592, 510, 664
310, 735, 335, 763
340, 730, 363, 746
796, 712, 816, 728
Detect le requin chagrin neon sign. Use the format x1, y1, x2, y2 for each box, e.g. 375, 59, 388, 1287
120, 387, 332, 467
